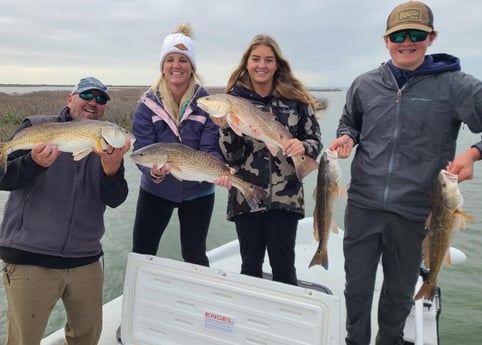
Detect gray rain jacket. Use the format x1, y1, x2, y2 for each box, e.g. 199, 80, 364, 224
338, 53, 482, 221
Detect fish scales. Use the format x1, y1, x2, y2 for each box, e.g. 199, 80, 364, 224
197, 94, 318, 181
415, 170, 475, 300
0, 119, 131, 172
309, 149, 342, 269
130, 142, 267, 210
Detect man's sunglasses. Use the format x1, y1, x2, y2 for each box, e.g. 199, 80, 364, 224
78, 92, 108, 105
388, 30, 429, 43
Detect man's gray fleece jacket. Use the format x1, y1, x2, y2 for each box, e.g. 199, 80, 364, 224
0, 111, 128, 260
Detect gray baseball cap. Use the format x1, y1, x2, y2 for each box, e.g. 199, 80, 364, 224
71, 76, 110, 100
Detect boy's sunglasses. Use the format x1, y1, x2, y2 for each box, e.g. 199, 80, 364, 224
78, 92, 108, 105
388, 30, 429, 43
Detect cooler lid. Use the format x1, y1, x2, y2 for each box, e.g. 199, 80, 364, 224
121, 253, 340, 345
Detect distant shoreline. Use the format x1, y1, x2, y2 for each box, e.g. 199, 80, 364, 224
0, 84, 344, 92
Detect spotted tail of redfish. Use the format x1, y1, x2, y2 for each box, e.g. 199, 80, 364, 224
291, 155, 319, 181
231, 177, 267, 210
309, 247, 329, 269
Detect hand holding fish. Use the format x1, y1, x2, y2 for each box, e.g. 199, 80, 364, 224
131, 142, 266, 209
97, 138, 131, 177
329, 135, 354, 159
284, 138, 305, 157
31, 143, 62, 168
209, 115, 228, 129
446, 147, 481, 182
213, 167, 236, 190
149, 162, 171, 183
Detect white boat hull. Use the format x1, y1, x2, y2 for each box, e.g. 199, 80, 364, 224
42, 217, 444, 345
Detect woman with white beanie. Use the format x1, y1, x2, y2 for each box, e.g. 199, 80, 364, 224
131, 23, 222, 266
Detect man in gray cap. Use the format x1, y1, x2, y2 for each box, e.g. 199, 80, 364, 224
0, 76, 131, 344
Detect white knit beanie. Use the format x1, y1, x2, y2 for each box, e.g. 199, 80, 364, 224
159, 32, 196, 71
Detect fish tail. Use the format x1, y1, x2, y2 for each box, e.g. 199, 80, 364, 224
414, 281, 436, 301
291, 155, 319, 181
308, 248, 329, 270
239, 184, 267, 210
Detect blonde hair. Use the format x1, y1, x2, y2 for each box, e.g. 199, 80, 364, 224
225, 34, 317, 111
152, 23, 203, 123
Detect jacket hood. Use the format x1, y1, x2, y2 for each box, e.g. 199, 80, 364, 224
388, 53, 461, 87
231, 84, 273, 104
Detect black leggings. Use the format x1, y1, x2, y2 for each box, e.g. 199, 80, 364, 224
234, 210, 299, 285
132, 188, 214, 266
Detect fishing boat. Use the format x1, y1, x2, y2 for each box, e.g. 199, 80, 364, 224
41, 216, 465, 345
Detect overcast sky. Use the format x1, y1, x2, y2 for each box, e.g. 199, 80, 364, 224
2, 0, 482, 88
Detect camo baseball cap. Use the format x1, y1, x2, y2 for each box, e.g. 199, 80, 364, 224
72, 76, 110, 100
385, 1, 434, 36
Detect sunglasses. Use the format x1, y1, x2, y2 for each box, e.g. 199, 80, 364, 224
388, 30, 429, 43
78, 92, 108, 105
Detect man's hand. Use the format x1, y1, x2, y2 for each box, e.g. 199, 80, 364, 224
98, 138, 131, 176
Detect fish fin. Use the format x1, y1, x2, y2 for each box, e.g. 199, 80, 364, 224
459, 217, 467, 230
291, 155, 319, 181
313, 221, 320, 241
422, 233, 432, 268
266, 144, 280, 156
72, 148, 93, 161
229, 112, 242, 126
167, 163, 184, 182
456, 209, 476, 224
309, 248, 329, 270
227, 113, 245, 137
330, 222, 339, 234
336, 183, 348, 199
95, 138, 103, 152
444, 252, 452, 265
226, 112, 247, 137
425, 212, 433, 230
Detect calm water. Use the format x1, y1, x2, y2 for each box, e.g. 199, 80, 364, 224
1, 90, 481, 344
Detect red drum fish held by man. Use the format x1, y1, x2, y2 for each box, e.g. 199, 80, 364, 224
309, 149, 346, 270
0, 119, 132, 172
415, 169, 475, 300
197, 94, 319, 181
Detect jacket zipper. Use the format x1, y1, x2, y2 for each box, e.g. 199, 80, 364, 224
384, 85, 405, 206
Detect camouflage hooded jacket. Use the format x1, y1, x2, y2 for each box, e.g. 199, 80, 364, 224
219, 84, 322, 220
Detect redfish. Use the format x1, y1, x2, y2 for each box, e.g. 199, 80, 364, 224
197, 94, 318, 181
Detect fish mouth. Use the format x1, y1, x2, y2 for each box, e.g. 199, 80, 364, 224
325, 149, 338, 159
440, 169, 458, 184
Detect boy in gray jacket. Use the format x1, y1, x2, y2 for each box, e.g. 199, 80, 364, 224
329, 2, 482, 344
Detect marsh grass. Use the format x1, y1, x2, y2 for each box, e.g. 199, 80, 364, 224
0, 87, 327, 142
0, 88, 146, 141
